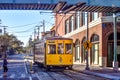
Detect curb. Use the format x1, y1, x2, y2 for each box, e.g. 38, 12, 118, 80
83, 70, 120, 80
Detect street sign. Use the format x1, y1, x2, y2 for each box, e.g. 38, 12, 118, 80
83, 41, 92, 50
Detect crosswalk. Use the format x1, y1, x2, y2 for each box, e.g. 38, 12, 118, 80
0, 73, 30, 79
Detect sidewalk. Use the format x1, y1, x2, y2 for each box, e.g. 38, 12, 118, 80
72, 64, 120, 80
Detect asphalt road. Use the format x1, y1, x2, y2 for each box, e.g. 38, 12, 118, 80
0, 54, 32, 80
0, 54, 110, 80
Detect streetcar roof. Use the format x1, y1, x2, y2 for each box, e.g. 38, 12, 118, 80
34, 36, 73, 44
45, 36, 73, 40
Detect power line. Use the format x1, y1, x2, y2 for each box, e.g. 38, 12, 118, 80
15, 35, 30, 37
8, 26, 34, 33
8, 21, 41, 28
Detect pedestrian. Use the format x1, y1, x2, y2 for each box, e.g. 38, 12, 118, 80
1, 45, 8, 77
3, 57, 8, 77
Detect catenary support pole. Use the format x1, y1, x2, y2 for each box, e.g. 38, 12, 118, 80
85, 12, 90, 70
113, 13, 118, 72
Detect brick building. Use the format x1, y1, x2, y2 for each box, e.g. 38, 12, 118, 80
51, 12, 120, 67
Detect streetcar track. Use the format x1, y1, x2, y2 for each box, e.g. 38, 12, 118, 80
64, 69, 110, 80
46, 72, 57, 80
33, 67, 57, 80
32, 65, 110, 80
56, 71, 77, 80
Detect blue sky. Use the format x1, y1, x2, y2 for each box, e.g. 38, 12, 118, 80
0, 10, 54, 46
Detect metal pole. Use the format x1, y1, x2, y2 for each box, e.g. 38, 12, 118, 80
43, 20, 45, 32
38, 27, 39, 40
85, 12, 90, 70
34, 28, 36, 40
2, 26, 7, 35
113, 13, 118, 72
36, 26, 40, 40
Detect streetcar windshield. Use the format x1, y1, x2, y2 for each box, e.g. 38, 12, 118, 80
48, 44, 56, 54
66, 44, 72, 54
58, 44, 64, 54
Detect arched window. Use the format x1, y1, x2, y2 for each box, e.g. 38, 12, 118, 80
91, 34, 99, 42
81, 37, 86, 63
107, 32, 120, 67
90, 34, 99, 65
75, 39, 80, 61
108, 32, 120, 40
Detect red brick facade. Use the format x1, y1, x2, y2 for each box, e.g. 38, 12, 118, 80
52, 12, 120, 67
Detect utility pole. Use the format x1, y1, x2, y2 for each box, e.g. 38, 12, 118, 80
36, 26, 41, 40
0, 19, 2, 34
34, 28, 36, 40
3, 26, 8, 35
42, 20, 45, 32
37, 26, 40, 40
0, 26, 8, 35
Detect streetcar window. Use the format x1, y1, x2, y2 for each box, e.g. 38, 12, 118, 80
48, 44, 56, 54
66, 44, 72, 54
58, 44, 64, 54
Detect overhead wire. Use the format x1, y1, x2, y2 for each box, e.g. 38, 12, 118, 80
8, 21, 41, 28
8, 26, 34, 33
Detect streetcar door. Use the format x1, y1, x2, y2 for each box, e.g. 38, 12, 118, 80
58, 43, 64, 54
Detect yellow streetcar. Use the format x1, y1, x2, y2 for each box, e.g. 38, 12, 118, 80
33, 37, 73, 70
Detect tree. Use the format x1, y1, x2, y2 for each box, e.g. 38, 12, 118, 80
0, 33, 24, 54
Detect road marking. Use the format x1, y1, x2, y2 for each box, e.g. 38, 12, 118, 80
10, 73, 15, 78
35, 73, 42, 80
21, 74, 25, 78
29, 76, 32, 80
0, 74, 3, 78
24, 61, 28, 74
